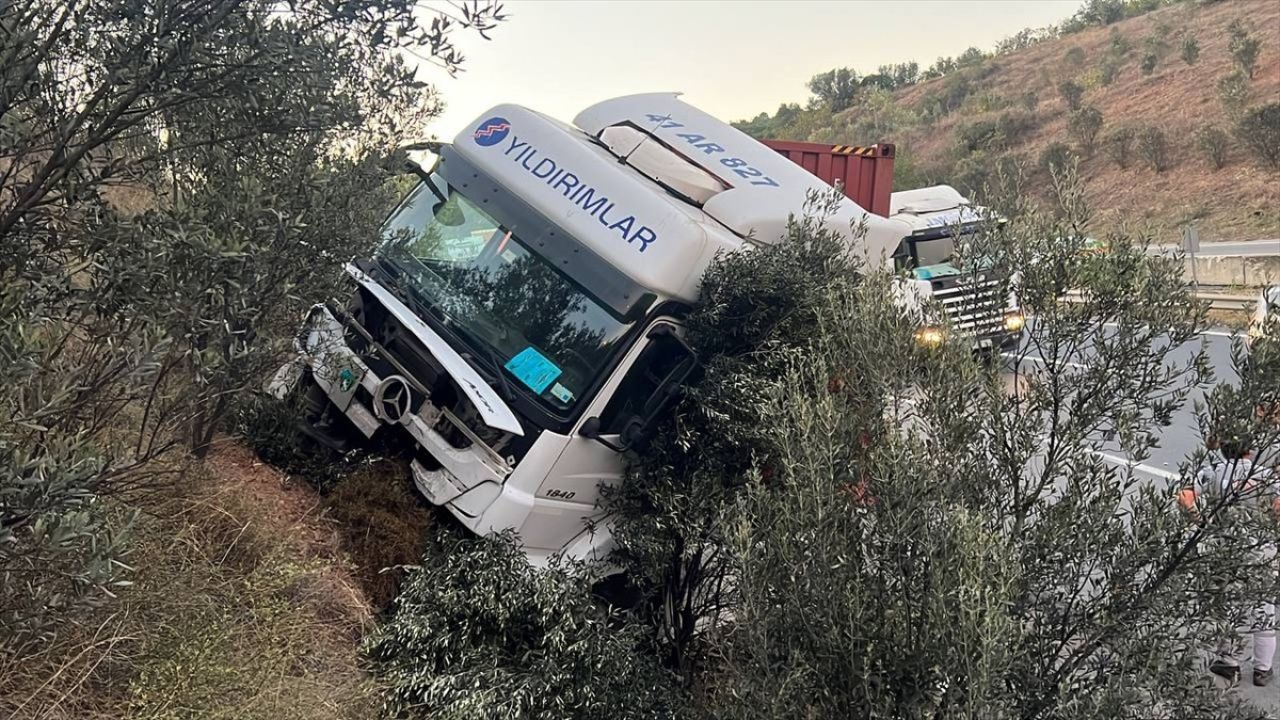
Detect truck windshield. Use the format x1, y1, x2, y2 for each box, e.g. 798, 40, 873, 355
909, 236, 957, 268
376, 175, 634, 413
898, 233, 995, 278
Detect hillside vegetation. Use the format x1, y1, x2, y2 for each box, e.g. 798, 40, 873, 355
736, 0, 1280, 242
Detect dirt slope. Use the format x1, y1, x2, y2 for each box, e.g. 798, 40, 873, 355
0, 441, 396, 720
824, 0, 1274, 240
889, 0, 1280, 241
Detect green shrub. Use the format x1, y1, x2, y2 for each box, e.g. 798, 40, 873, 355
233, 390, 349, 491
1098, 57, 1122, 85
938, 75, 975, 115
968, 92, 1009, 114
1195, 125, 1229, 169
1019, 91, 1039, 112
954, 111, 1035, 155
952, 121, 998, 155
1235, 102, 1280, 168
366, 529, 682, 720
951, 152, 994, 199
1058, 79, 1085, 110
1108, 27, 1132, 57
1103, 125, 1136, 168
1065, 46, 1087, 68
1180, 35, 1200, 65
1140, 52, 1158, 75
1218, 71, 1251, 119
1068, 106, 1105, 151
998, 110, 1037, 142
1137, 126, 1171, 171
1152, 18, 1173, 42
1079, 67, 1103, 90
1227, 19, 1261, 79
1039, 142, 1077, 176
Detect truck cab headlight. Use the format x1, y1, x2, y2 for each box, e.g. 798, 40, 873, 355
915, 326, 945, 347
1003, 312, 1026, 332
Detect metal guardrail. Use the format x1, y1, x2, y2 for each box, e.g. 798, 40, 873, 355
1195, 291, 1255, 312
1060, 290, 1256, 312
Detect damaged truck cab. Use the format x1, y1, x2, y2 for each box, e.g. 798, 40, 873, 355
272, 93, 1012, 563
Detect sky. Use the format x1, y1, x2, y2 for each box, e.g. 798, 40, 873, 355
419, 0, 1084, 139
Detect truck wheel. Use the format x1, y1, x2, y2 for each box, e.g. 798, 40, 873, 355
242, 371, 353, 490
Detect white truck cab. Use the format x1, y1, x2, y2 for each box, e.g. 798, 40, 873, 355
886, 186, 1024, 348
272, 93, 1012, 563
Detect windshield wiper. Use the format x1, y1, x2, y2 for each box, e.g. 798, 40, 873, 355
366, 256, 518, 403
409, 165, 449, 204
449, 321, 517, 403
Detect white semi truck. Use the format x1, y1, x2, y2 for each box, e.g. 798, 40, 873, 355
270, 93, 1022, 563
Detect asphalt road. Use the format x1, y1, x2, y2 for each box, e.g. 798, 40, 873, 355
1000, 323, 1280, 712
1002, 323, 1245, 483
1150, 239, 1280, 257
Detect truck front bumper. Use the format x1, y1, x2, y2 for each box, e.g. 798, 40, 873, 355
269, 305, 512, 509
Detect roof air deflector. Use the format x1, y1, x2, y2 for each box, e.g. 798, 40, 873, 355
598, 124, 729, 206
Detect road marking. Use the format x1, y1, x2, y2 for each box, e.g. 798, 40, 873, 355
1090, 450, 1181, 482
1000, 353, 1089, 370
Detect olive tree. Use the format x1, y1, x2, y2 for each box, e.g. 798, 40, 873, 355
366, 528, 682, 719
1227, 19, 1261, 80
1068, 105, 1105, 152
607, 171, 1280, 718
0, 0, 503, 647
1236, 103, 1280, 169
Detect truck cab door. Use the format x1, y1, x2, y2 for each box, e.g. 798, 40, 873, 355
525, 319, 695, 559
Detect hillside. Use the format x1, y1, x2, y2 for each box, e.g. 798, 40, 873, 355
742, 0, 1280, 242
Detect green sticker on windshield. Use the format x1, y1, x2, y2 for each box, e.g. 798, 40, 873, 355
549, 383, 574, 404
504, 347, 562, 395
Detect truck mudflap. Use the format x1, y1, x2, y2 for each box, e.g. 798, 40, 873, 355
272, 304, 514, 506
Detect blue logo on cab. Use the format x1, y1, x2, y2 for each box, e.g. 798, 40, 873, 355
474, 117, 510, 147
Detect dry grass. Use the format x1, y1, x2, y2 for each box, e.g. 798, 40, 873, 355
1206, 307, 1251, 330
322, 459, 433, 610
892, 0, 1280, 242
0, 442, 381, 720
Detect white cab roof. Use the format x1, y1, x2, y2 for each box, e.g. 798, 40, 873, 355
451, 94, 914, 303
889, 185, 986, 235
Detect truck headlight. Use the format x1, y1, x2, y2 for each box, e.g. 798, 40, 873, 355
915, 326, 945, 347
1003, 312, 1026, 332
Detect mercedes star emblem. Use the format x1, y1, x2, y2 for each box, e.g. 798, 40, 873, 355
374, 375, 413, 424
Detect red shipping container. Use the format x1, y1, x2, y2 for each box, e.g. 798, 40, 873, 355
761, 140, 895, 217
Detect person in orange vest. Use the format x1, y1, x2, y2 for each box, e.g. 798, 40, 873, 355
1183, 440, 1279, 686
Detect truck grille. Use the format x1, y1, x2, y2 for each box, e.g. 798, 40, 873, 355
931, 276, 1006, 336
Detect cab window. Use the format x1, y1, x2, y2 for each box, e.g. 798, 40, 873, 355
599, 328, 695, 435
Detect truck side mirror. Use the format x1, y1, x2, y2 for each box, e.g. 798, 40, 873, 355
579, 416, 627, 452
